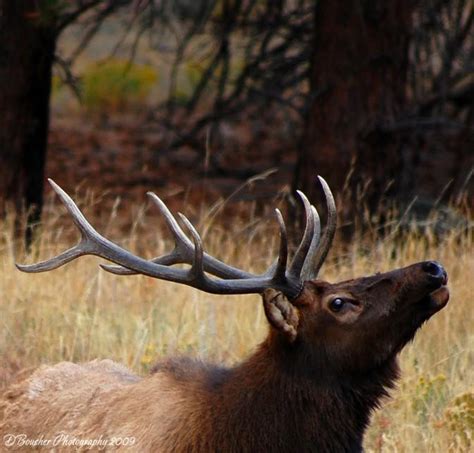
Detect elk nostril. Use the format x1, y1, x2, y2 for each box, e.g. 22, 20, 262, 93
422, 261, 446, 282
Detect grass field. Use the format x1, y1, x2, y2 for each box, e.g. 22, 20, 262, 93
0, 196, 472, 452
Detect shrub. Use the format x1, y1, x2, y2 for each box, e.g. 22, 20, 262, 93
82, 59, 157, 112
445, 390, 474, 448
412, 373, 448, 423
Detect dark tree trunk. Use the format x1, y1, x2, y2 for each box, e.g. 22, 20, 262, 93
0, 1, 56, 242
294, 1, 416, 224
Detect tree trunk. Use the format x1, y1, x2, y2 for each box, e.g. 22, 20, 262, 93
294, 1, 416, 226
0, 1, 56, 242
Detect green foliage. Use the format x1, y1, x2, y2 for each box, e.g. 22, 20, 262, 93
82, 59, 158, 112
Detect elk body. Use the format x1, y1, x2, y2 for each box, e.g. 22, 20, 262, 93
0, 178, 449, 452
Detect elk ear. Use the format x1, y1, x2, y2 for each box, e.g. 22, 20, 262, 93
262, 289, 299, 343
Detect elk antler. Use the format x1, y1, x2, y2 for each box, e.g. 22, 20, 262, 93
301, 177, 337, 280
17, 177, 336, 299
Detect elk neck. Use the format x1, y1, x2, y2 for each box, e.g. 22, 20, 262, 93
207, 331, 400, 452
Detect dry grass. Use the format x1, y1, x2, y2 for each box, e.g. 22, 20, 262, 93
0, 196, 472, 452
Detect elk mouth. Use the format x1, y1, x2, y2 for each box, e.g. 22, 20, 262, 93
421, 280, 449, 313
427, 285, 449, 309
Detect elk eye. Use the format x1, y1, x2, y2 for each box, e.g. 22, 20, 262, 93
329, 298, 345, 312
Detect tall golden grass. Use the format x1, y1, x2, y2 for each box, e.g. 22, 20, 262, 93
0, 194, 472, 452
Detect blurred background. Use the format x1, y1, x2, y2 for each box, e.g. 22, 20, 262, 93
0, 0, 472, 240
0, 2, 473, 451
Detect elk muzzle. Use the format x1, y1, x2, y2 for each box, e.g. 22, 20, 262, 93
419, 260, 449, 312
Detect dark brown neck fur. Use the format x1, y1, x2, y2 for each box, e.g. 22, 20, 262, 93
155, 332, 400, 453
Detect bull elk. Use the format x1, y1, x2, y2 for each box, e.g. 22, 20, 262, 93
1, 177, 449, 452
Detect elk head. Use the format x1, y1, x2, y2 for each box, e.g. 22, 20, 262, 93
17, 177, 449, 376
264, 260, 448, 376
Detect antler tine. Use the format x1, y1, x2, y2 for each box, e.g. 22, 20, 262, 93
177, 213, 205, 281
300, 206, 321, 280
273, 208, 288, 280
103, 193, 254, 280
16, 179, 106, 273
304, 176, 337, 280
288, 190, 315, 279
149, 193, 193, 249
